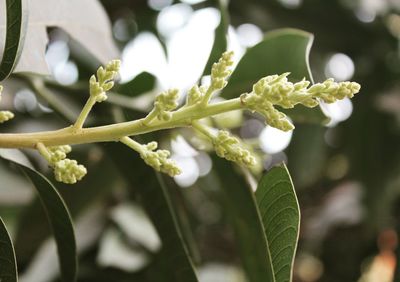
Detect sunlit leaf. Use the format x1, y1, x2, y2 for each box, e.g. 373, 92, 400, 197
0, 217, 17, 282
0, 0, 119, 75
0, 0, 28, 81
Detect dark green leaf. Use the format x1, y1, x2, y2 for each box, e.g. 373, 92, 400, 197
221, 28, 329, 124
0, 151, 77, 282
116, 72, 156, 98
106, 143, 198, 282
255, 164, 300, 282
202, 0, 229, 76
212, 158, 274, 281
0, 0, 28, 81
0, 217, 17, 282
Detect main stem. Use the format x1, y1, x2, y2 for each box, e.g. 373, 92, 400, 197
0, 98, 243, 149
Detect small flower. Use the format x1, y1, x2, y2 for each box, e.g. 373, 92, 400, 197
154, 88, 180, 121
54, 158, 87, 184
213, 130, 256, 167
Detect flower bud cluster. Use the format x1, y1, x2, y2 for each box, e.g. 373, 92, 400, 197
0, 85, 14, 123
39, 145, 87, 184
210, 51, 234, 90
89, 59, 121, 103
154, 89, 179, 121
213, 130, 256, 167
139, 141, 181, 176
54, 158, 87, 184
186, 85, 207, 106
240, 73, 361, 131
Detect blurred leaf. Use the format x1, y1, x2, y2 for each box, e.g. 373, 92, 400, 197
255, 164, 300, 282
116, 72, 156, 98
0, 0, 119, 75
202, 0, 229, 76
287, 124, 327, 188
213, 158, 274, 281
221, 28, 328, 124
0, 0, 28, 81
0, 151, 77, 282
106, 143, 198, 282
0, 217, 17, 282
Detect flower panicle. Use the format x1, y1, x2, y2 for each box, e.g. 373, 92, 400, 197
154, 88, 180, 121
139, 141, 181, 176
90, 59, 121, 103
241, 73, 361, 131
38, 144, 87, 184
210, 51, 234, 91
213, 130, 256, 167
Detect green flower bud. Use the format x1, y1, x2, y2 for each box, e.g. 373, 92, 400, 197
0, 111, 14, 123
54, 158, 87, 184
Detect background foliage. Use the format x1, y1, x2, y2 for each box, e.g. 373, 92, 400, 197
0, 0, 400, 281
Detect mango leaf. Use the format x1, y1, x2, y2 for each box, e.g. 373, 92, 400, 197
105, 143, 198, 282
116, 72, 156, 98
221, 28, 328, 124
212, 158, 274, 281
0, 0, 28, 81
0, 217, 17, 282
255, 164, 300, 282
0, 0, 119, 75
202, 0, 229, 76
0, 150, 77, 282
212, 158, 300, 282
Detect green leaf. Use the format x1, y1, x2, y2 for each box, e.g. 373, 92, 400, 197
105, 143, 198, 282
0, 0, 28, 81
255, 164, 300, 282
211, 158, 300, 282
212, 158, 274, 282
116, 72, 156, 98
0, 217, 17, 282
221, 28, 329, 124
0, 151, 77, 282
202, 0, 229, 76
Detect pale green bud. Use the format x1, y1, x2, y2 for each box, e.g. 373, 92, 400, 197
154, 88, 179, 120
213, 130, 256, 167
48, 145, 72, 162
54, 159, 87, 184
210, 51, 234, 90
187, 85, 203, 105
140, 142, 181, 176
0, 111, 14, 123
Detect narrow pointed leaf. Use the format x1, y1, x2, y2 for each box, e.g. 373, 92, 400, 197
212, 158, 274, 282
0, 217, 17, 282
0, 151, 77, 282
221, 28, 329, 124
0, 0, 28, 81
255, 164, 300, 282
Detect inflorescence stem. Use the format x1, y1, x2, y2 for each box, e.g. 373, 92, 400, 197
0, 98, 243, 149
